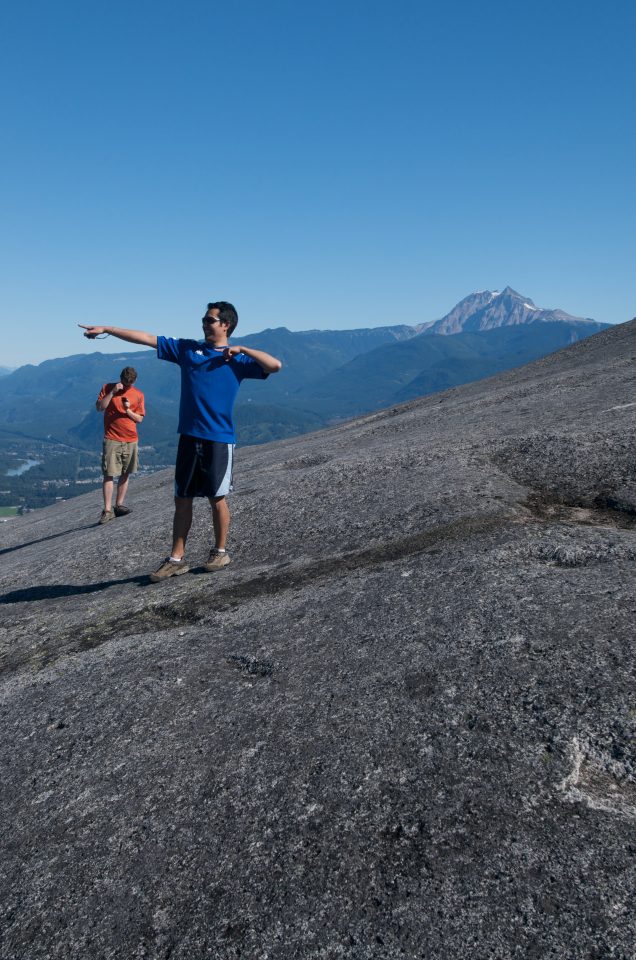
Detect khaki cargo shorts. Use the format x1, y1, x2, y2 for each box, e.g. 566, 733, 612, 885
102, 439, 139, 477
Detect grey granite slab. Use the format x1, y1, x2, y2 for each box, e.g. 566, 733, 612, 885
0, 321, 635, 958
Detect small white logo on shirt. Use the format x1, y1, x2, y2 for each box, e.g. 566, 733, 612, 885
195, 350, 204, 356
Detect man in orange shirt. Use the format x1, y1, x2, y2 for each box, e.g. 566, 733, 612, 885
96, 366, 145, 524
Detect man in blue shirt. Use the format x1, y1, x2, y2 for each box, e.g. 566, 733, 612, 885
80, 301, 282, 580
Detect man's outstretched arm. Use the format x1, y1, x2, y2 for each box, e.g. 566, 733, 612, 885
79, 325, 158, 348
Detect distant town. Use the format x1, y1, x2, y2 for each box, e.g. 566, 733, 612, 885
0, 437, 172, 519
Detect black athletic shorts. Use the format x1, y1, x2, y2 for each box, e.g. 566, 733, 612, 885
174, 435, 234, 499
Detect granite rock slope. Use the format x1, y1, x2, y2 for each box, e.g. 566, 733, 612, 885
0, 320, 635, 959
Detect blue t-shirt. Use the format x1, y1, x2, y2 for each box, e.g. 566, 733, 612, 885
157, 337, 268, 442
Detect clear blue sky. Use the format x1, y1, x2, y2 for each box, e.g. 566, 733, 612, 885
1, 0, 634, 367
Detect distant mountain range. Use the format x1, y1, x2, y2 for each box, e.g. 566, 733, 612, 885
295, 321, 607, 419
236, 288, 608, 420
0, 288, 610, 455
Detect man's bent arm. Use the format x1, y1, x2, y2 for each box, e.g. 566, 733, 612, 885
79, 325, 158, 348
227, 345, 282, 373
96, 384, 119, 411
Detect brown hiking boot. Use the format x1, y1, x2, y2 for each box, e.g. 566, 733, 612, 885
98, 509, 115, 525
114, 504, 131, 517
204, 550, 231, 572
149, 558, 190, 582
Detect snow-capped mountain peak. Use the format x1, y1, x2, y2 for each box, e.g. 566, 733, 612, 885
424, 288, 597, 336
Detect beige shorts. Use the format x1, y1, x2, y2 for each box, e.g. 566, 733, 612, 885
102, 439, 139, 477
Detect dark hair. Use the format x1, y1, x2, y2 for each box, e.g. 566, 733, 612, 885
207, 301, 238, 336
120, 367, 138, 384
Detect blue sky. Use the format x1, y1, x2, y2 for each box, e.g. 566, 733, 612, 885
1, 0, 634, 367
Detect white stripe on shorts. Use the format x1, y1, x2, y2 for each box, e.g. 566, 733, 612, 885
215, 443, 235, 497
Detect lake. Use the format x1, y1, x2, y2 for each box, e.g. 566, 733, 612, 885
6, 459, 41, 477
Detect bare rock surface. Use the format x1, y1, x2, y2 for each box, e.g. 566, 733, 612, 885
1, 321, 635, 959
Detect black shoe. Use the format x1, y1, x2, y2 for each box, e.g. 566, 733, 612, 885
114, 505, 131, 517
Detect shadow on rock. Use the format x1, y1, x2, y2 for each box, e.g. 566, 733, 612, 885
0, 575, 149, 604
0, 523, 97, 557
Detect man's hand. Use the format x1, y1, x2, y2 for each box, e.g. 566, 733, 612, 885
78, 324, 158, 348
79, 324, 107, 339
223, 345, 243, 362
115, 383, 125, 395
122, 396, 130, 406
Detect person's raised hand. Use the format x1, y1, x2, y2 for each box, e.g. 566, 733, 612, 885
223, 345, 243, 362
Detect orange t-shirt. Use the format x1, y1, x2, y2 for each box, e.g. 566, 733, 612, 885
98, 383, 146, 442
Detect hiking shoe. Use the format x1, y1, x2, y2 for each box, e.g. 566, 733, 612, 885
114, 504, 131, 517
98, 509, 115, 525
204, 550, 231, 572
149, 558, 190, 582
